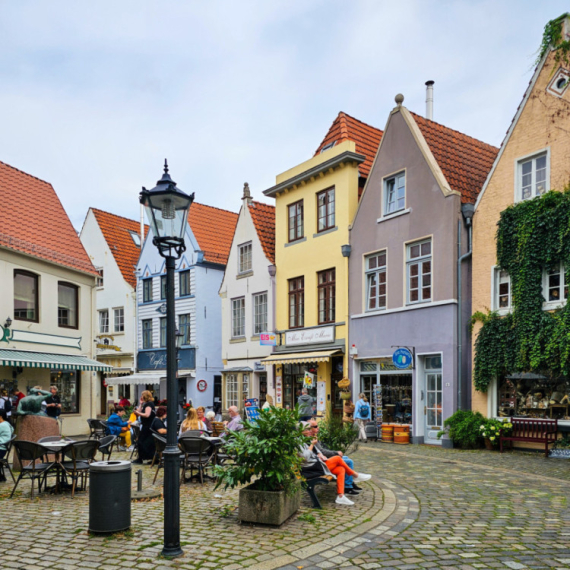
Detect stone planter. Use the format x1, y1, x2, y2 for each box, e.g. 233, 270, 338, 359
239, 483, 301, 526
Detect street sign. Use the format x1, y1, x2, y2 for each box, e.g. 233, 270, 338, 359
392, 347, 413, 369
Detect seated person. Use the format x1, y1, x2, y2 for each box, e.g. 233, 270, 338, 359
299, 422, 370, 506
223, 406, 243, 433
309, 419, 361, 496
151, 406, 167, 435
196, 406, 212, 432
118, 396, 131, 408
179, 407, 206, 437
106, 405, 132, 450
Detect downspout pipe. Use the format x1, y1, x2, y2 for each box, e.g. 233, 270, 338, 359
457, 203, 474, 411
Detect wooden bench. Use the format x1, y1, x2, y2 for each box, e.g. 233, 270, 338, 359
499, 418, 558, 458
303, 475, 334, 509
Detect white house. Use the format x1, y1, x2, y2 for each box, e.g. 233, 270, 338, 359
135, 199, 238, 412
219, 184, 276, 412
79, 208, 148, 412
0, 160, 111, 434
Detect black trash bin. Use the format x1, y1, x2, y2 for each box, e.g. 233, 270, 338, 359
89, 460, 131, 533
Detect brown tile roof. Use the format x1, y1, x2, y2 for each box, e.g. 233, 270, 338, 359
91, 208, 148, 288
189, 202, 238, 265
314, 112, 383, 178
248, 200, 275, 264
409, 111, 499, 204
0, 160, 97, 275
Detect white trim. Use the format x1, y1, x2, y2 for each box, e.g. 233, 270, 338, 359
376, 208, 411, 224
351, 298, 457, 319
491, 265, 511, 314
513, 147, 550, 203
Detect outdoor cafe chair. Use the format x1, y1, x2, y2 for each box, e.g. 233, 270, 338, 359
0, 434, 16, 484
210, 421, 225, 437
179, 429, 212, 438
10, 441, 55, 499
130, 425, 140, 460
61, 440, 100, 498
87, 419, 106, 440
179, 436, 215, 485
98, 435, 117, 461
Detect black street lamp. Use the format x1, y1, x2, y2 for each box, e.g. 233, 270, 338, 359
140, 160, 194, 558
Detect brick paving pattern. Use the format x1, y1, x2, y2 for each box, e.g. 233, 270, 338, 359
2, 442, 570, 569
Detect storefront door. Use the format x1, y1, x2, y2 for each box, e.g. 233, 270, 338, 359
424, 356, 443, 444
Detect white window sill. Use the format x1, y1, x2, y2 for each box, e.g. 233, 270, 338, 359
377, 208, 410, 224
543, 301, 566, 311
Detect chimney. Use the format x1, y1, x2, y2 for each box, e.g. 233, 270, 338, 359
242, 182, 252, 205
425, 80, 434, 120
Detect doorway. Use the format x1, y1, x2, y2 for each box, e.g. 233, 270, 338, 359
424, 355, 442, 444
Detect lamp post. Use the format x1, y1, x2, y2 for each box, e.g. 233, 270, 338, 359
140, 160, 194, 558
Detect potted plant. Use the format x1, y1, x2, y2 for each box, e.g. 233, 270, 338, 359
214, 406, 305, 526
480, 418, 513, 449
437, 409, 486, 449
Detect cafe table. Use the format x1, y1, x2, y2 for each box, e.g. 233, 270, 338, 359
41, 439, 75, 494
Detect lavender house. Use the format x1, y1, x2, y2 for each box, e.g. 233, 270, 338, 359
348, 93, 497, 444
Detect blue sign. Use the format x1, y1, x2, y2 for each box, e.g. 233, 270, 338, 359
392, 348, 413, 370
138, 347, 196, 371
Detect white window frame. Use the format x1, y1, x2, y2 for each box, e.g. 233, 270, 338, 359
547, 67, 570, 98
178, 313, 191, 345
253, 292, 268, 335
99, 309, 109, 334
384, 172, 406, 216
242, 374, 249, 401
96, 268, 104, 288
365, 251, 387, 311
543, 263, 568, 309
113, 307, 124, 332
226, 374, 238, 408
515, 148, 550, 202
406, 239, 432, 305
231, 297, 245, 338
238, 242, 252, 274
492, 267, 512, 314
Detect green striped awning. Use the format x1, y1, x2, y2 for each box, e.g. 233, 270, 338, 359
0, 349, 112, 372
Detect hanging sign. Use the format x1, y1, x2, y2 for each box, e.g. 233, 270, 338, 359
392, 348, 413, 370
260, 333, 277, 346
317, 381, 326, 413
303, 371, 315, 389
275, 376, 282, 406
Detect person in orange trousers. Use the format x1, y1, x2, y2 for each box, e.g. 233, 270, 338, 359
325, 455, 358, 495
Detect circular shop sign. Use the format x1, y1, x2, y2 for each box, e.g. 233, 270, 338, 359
197, 379, 208, 392
392, 348, 413, 369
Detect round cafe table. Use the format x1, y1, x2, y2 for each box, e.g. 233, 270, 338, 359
42, 440, 75, 494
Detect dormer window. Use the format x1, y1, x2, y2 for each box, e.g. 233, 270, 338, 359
547, 68, 570, 97
320, 141, 336, 153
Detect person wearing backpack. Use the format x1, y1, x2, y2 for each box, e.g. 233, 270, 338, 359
0, 389, 12, 420
354, 393, 371, 442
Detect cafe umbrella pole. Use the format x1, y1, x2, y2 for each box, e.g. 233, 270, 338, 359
140, 160, 194, 558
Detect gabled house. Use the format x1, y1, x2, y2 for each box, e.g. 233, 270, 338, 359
0, 160, 111, 434
219, 184, 276, 411
136, 198, 238, 412
348, 95, 498, 444
79, 208, 148, 413
261, 114, 382, 415
471, 14, 570, 422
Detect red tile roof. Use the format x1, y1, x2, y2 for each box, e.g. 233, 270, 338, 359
0, 160, 97, 275
91, 208, 148, 288
314, 112, 383, 178
188, 202, 238, 265
409, 112, 499, 204
248, 200, 275, 264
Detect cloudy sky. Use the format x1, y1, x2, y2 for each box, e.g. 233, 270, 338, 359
0, 1, 568, 229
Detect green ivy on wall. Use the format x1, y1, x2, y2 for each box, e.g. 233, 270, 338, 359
536, 13, 570, 67
472, 188, 570, 392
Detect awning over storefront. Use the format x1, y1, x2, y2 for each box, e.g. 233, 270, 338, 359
105, 373, 163, 386
261, 349, 341, 366
0, 349, 113, 371
222, 367, 254, 373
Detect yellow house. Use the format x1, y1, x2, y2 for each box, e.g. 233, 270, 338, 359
262, 114, 382, 414
471, 14, 570, 419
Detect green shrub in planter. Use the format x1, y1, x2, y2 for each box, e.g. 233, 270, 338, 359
437, 409, 486, 449
214, 406, 305, 494
479, 418, 513, 446
317, 405, 358, 454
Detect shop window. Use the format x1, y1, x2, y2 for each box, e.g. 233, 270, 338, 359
259, 374, 267, 407
232, 297, 245, 338
288, 277, 304, 329
242, 374, 250, 402
365, 251, 387, 311
14, 270, 39, 322
50, 370, 80, 414
407, 239, 431, 304
99, 310, 109, 334
360, 361, 378, 372
318, 269, 335, 324
114, 307, 124, 332
543, 264, 568, 307
493, 268, 511, 311
282, 363, 317, 411
238, 242, 252, 274
380, 374, 412, 424
179, 313, 191, 345
143, 278, 153, 303
179, 270, 191, 297
317, 187, 335, 232
160, 275, 167, 300
142, 319, 153, 349
288, 200, 304, 242
384, 172, 406, 215
226, 374, 238, 408
497, 375, 570, 420
253, 292, 268, 335
58, 282, 78, 329
517, 151, 548, 201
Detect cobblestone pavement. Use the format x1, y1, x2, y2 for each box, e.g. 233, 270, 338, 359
1, 442, 570, 570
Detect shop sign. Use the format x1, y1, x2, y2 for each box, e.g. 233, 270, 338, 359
138, 347, 195, 370
260, 332, 277, 346
254, 361, 265, 371
392, 348, 413, 370
95, 335, 121, 352
275, 375, 282, 405
304, 371, 315, 388
317, 380, 326, 412
285, 326, 335, 347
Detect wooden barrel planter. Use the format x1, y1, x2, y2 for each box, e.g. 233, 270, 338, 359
394, 430, 410, 444
381, 424, 394, 443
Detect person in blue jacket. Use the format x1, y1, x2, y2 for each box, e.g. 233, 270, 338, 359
106, 405, 132, 451
353, 393, 371, 442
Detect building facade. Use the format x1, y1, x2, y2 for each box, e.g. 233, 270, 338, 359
219, 185, 276, 411
348, 98, 497, 444
471, 16, 570, 421
0, 161, 110, 435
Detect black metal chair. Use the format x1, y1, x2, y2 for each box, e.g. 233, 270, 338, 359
179, 437, 215, 484
151, 433, 167, 483
87, 419, 106, 440
10, 441, 55, 499
98, 435, 117, 461
130, 425, 140, 460
179, 429, 212, 438
61, 440, 100, 498
0, 434, 16, 483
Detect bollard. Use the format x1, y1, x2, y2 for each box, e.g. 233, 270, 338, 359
137, 469, 143, 492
